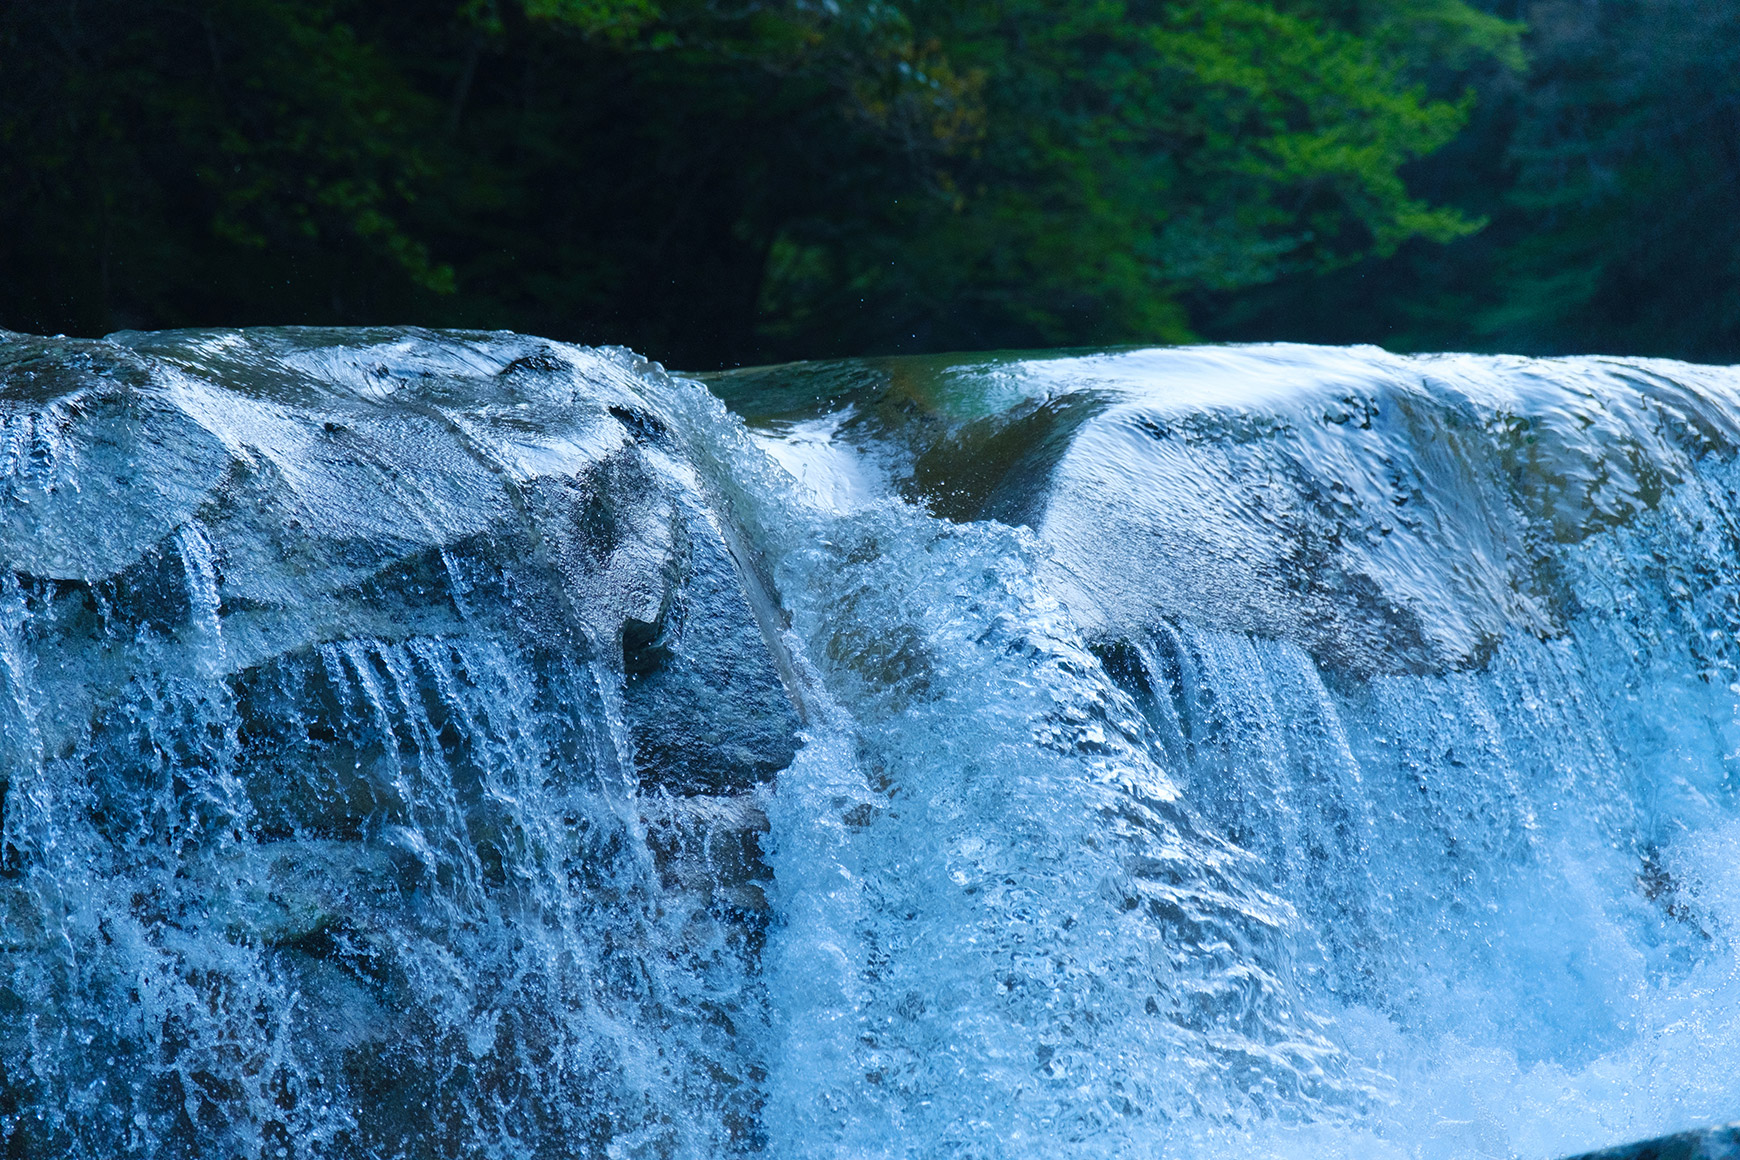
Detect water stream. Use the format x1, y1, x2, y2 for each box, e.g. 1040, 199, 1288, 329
2, 329, 1737, 1158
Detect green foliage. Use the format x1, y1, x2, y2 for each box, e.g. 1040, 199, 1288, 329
1486, 0, 1740, 358
1202, 0, 1740, 364
514, 0, 660, 40
761, 0, 1509, 352
0, 0, 453, 332
0, 0, 1515, 363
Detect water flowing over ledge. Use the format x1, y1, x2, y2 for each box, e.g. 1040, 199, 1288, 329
3, 328, 1739, 1159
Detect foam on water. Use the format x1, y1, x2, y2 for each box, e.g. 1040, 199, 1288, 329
708, 344, 1740, 1158
5, 330, 1740, 1158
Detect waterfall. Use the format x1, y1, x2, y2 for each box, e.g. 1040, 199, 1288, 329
3, 329, 1738, 1158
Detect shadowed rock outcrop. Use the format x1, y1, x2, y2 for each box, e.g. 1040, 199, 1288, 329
0, 327, 798, 1159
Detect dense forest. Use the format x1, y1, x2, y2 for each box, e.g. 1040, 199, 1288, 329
0, 0, 1734, 368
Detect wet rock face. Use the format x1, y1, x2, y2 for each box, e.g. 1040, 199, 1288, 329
1562, 1122, 1740, 1160
716, 346, 1740, 679
621, 498, 800, 796
0, 328, 797, 1158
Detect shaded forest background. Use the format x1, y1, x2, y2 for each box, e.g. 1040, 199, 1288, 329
1, 0, 1735, 369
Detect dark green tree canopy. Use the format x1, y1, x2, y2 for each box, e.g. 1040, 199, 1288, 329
1201, 0, 1740, 365
0, 0, 1516, 365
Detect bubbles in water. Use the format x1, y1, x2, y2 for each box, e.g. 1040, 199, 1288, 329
7, 331, 1740, 1158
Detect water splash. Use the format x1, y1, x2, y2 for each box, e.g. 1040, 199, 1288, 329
4, 330, 1740, 1157
710, 343, 1740, 1157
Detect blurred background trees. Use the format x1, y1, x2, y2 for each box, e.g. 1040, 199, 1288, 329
1198, 0, 1740, 363
0, 0, 1733, 367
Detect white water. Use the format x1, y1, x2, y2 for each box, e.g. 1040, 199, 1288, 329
723, 345, 1740, 1158
3, 331, 1739, 1158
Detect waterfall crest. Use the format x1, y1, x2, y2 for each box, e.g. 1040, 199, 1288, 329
5, 330, 1740, 1158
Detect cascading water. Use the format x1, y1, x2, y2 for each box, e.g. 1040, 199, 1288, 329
2, 329, 1738, 1159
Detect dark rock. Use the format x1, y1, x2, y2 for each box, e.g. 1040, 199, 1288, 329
0, 326, 795, 1158
1562, 1123, 1740, 1160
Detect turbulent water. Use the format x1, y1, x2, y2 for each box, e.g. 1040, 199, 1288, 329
3, 329, 1739, 1159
